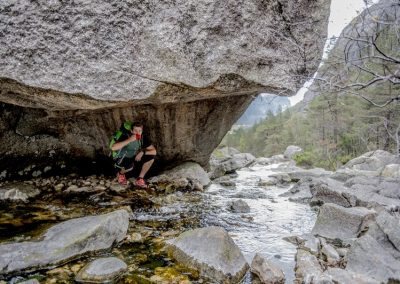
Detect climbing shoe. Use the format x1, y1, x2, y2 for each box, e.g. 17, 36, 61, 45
135, 177, 148, 188
117, 172, 127, 186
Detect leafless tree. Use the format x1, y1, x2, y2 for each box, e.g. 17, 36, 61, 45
309, 0, 400, 156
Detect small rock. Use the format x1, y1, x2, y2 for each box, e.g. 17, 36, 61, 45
65, 185, 78, 191
64, 186, 97, 194
220, 180, 236, 187
282, 235, 305, 246
75, 257, 128, 283
250, 253, 285, 284
54, 183, 64, 192
320, 239, 340, 264
228, 199, 250, 213
258, 177, 277, 187
295, 249, 323, 283
268, 173, 291, 186
303, 235, 320, 255
0, 170, 7, 179
32, 170, 42, 177
129, 233, 143, 243
94, 185, 107, 191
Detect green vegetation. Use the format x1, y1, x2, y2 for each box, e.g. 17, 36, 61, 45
221, 90, 400, 170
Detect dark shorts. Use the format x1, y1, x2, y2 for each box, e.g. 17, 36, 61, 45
115, 154, 155, 174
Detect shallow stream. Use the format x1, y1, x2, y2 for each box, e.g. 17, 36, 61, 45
0, 162, 316, 283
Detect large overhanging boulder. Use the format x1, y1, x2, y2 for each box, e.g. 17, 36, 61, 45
0, 0, 331, 179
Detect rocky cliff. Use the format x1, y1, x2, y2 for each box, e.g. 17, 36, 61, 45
300, 0, 400, 111
0, 0, 331, 179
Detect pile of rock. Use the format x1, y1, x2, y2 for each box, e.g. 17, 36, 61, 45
292, 203, 400, 283
282, 150, 400, 210
281, 150, 400, 283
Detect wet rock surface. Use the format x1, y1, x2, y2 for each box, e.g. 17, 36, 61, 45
0, 209, 129, 275
166, 226, 249, 283
75, 257, 128, 283
1, 149, 399, 284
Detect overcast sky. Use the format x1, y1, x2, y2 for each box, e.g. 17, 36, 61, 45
288, 0, 372, 106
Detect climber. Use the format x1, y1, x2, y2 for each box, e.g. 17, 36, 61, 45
109, 121, 156, 187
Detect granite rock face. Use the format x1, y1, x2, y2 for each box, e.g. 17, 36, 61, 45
0, 0, 330, 179
0, 0, 330, 102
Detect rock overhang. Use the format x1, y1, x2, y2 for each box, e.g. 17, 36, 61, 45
0, 0, 331, 179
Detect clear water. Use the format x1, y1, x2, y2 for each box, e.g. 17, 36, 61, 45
200, 164, 317, 283
0, 163, 316, 283
138, 163, 318, 283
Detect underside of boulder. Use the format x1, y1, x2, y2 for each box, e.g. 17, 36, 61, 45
0, 0, 331, 179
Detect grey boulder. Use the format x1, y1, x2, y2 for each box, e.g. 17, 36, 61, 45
343, 150, 400, 172
0, 209, 129, 275
283, 145, 303, 159
165, 226, 249, 283
346, 234, 400, 282
311, 203, 375, 241
210, 148, 255, 179
250, 253, 285, 284
75, 257, 128, 283
149, 162, 210, 191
